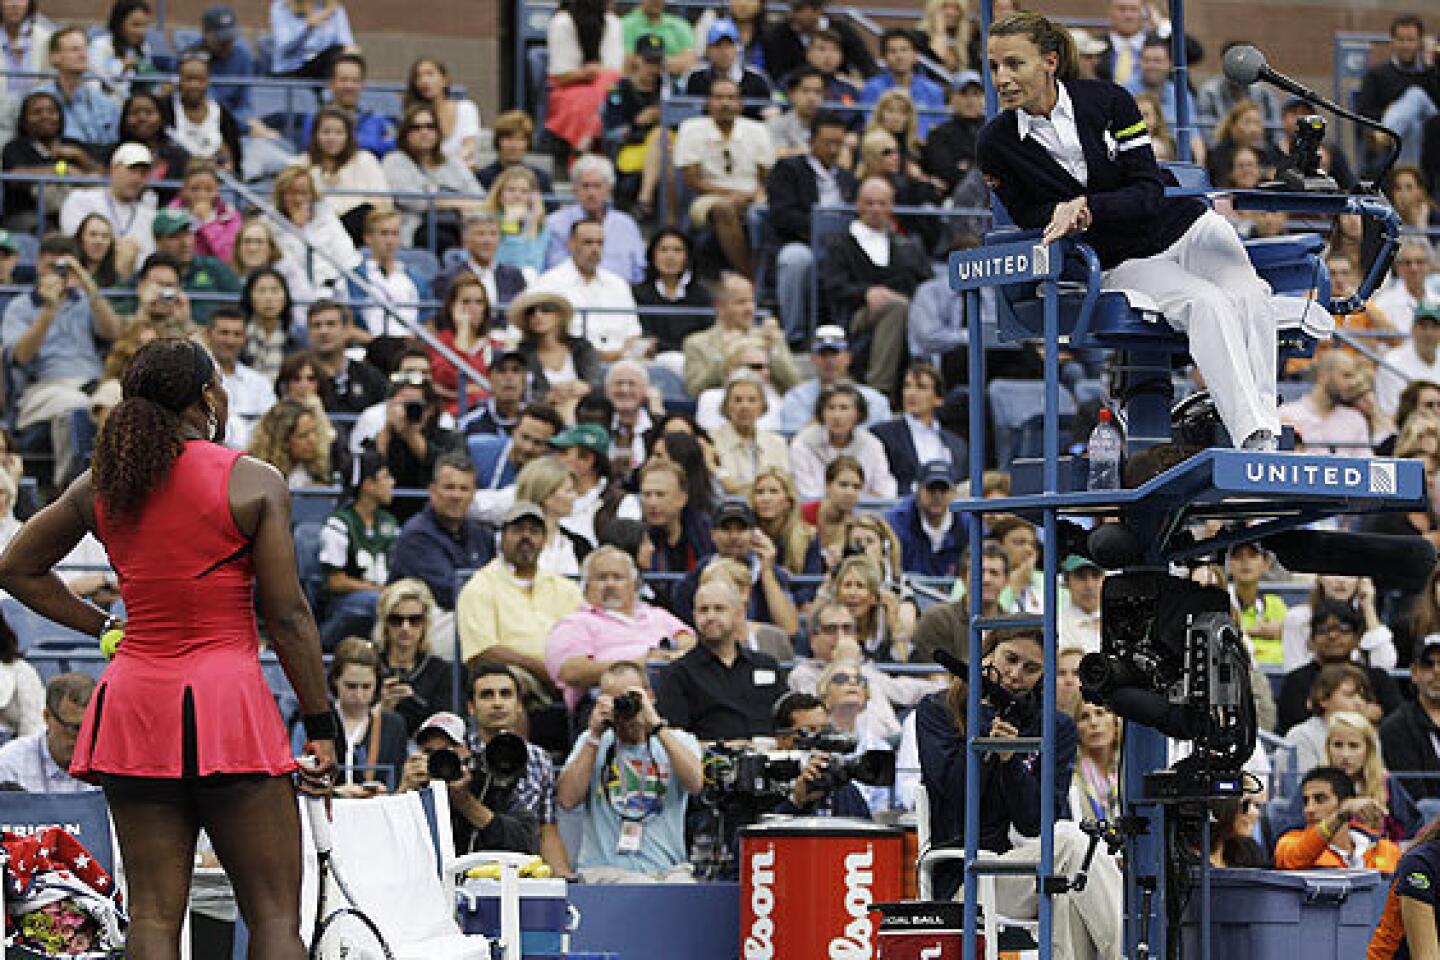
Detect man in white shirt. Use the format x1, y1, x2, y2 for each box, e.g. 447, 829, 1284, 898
1058, 555, 1104, 653
1372, 239, 1439, 336
532, 219, 641, 362
59, 142, 157, 262
673, 77, 775, 278
350, 209, 420, 338
1377, 300, 1440, 415
1279, 350, 1373, 456
0, 673, 98, 793
205, 306, 275, 449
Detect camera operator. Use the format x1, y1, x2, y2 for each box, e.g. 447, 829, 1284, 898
769, 692, 872, 818
398, 665, 571, 875
917, 627, 1122, 960
556, 660, 704, 883
369, 355, 463, 518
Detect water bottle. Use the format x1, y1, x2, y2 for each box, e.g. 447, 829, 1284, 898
1087, 408, 1123, 491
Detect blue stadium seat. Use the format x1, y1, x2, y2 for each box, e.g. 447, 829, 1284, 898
646, 364, 688, 404
11, 232, 38, 268
0, 790, 117, 875
988, 379, 1077, 469
292, 521, 326, 614
358, 88, 402, 120
1, 597, 94, 652
291, 488, 339, 526
442, 248, 468, 271
1278, 380, 1310, 405
395, 247, 440, 286
171, 27, 201, 52
467, 434, 507, 481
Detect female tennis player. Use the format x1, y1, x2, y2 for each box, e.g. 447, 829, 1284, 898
0, 338, 337, 959
977, 12, 1281, 451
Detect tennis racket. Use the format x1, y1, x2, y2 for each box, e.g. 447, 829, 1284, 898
305, 795, 395, 960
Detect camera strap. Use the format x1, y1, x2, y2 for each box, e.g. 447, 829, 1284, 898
601, 737, 667, 823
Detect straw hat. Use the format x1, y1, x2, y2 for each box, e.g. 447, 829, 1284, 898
505, 289, 575, 335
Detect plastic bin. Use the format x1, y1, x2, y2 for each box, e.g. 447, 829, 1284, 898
1179, 867, 1388, 960
458, 876, 574, 958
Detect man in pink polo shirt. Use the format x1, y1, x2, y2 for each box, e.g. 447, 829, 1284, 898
544, 546, 695, 710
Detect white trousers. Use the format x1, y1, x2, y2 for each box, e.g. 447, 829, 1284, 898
1103, 210, 1279, 446
964, 821, 1124, 960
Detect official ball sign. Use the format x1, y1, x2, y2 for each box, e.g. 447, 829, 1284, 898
1212, 453, 1420, 500
949, 239, 1061, 291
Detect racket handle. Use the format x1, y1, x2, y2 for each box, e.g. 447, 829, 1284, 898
305, 795, 334, 855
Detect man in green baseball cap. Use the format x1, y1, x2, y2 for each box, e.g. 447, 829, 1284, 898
148, 207, 241, 324
550, 423, 621, 544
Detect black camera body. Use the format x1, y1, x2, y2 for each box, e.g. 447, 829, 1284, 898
611, 691, 644, 724
404, 399, 426, 424
427, 731, 530, 796
703, 730, 896, 808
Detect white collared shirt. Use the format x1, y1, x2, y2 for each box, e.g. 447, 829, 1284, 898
1017, 81, 1088, 186
920, 510, 954, 553
848, 219, 890, 267
808, 156, 843, 207
358, 258, 419, 336
466, 257, 499, 307
904, 413, 947, 467
531, 259, 642, 355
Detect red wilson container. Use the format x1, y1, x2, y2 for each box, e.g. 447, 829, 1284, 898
740, 817, 904, 960
874, 901, 982, 960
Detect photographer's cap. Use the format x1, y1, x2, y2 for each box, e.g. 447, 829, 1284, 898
416, 711, 467, 746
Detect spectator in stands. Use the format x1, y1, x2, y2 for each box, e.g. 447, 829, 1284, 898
1277, 599, 1403, 733
1070, 701, 1122, 821
506, 289, 600, 416
533, 219, 642, 362
36, 26, 119, 153
482, 166, 550, 278
403, 57, 482, 169
238, 267, 292, 382
72, 214, 130, 288
1281, 575, 1395, 673
1197, 41, 1282, 131
2, 90, 100, 232
2, 233, 120, 481
763, 0, 875, 85
1057, 556, 1105, 653
116, 255, 184, 341
684, 19, 774, 111
545, 547, 691, 710
274, 351, 332, 434
545, 155, 645, 283
150, 207, 242, 325
301, 52, 396, 159
270, 164, 360, 294
923, 71, 985, 198
474, 401, 564, 492
0, 0, 53, 103
683, 273, 799, 396
873, 362, 967, 494
886, 460, 963, 578
116, 91, 189, 196
558, 660, 703, 882
0, 672, 97, 793
513, 456, 591, 576
1208, 797, 1270, 868
372, 578, 455, 735
658, 577, 785, 738
1055, 645, 1085, 715
829, 553, 915, 662
477, 111, 552, 194
990, 516, 1045, 613
1382, 633, 1440, 800
695, 337, 784, 432
1133, 92, 1177, 162
639, 458, 715, 576
0, 609, 41, 738
1388, 164, 1440, 229
816, 657, 894, 769
1227, 540, 1287, 666
1356, 14, 1437, 169
438, 213, 526, 308
710, 369, 790, 494
603, 36, 668, 220
231, 217, 314, 317
1374, 239, 1438, 339
603, 361, 661, 475
767, 111, 856, 346
381, 104, 485, 251
303, 106, 391, 245
865, 88, 928, 179
248, 397, 333, 488
1125, 34, 1203, 163
458, 500, 582, 690
920, 0, 973, 74
552, 422, 628, 543
59, 142, 157, 262
780, 326, 890, 433
809, 454, 865, 561
649, 423, 724, 519
1284, 663, 1374, 780
205, 305, 274, 445
1326, 709, 1420, 840
675, 77, 774, 278
164, 51, 243, 175
791, 381, 898, 500
1375, 379, 1440, 458
1379, 300, 1440, 416
1279, 351, 1373, 456
862, 29, 946, 137
750, 466, 823, 577
189, 6, 273, 147
1205, 99, 1277, 195
632, 227, 712, 366
1100, 0, 1149, 87
1274, 766, 1400, 870
544, 0, 624, 158
169, 158, 241, 264
458, 343, 528, 438
621, 0, 695, 78
345, 208, 425, 340
317, 449, 398, 646
390, 452, 495, 617
424, 274, 491, 414
822, 176, 933, 400
767, 67, 827, 160
673, 498, 799, 634
369, 366, 462, 510
270, 0, 355, 80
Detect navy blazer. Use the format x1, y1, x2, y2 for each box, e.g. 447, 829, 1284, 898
976, 79, 1206, 269
870, 416, 968, 494
435, 261, 528, 307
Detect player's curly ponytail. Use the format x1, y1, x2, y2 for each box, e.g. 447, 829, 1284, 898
93, 338, 215, 524
991, 12, 1080, 82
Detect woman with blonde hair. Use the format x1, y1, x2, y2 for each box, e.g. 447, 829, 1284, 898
303, 106, 392, 244
515, 456, 591, 575
270, 164, 360, 292
855, 123, 943, 249
711, 369, 789, 495
920, 0, 972, 73
749, 467, 822, 579
482, 164, 550, 275
1325, 710, 1421, 840
829, 554, 916, 663
1205, 99, 1276, 189
1070, 701, 1122, 821
696, 336, 785, 434
866, 89, 922, 170
1133, 92, 1176, 162
842, 513, 906, 587
370, 578, 456, 736
248, 399, 334, 489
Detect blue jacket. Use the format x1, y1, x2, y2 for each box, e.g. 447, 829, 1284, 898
887, 498, 966, 578
388, 505, 496, 610
860, 71, 947, 136
300, 108, 396, 157
916, 691, 1076, 900
976, 78, 1206, 270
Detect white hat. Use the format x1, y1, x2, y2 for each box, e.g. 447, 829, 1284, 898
416, 711, 467, 745
110, 142, 154, 167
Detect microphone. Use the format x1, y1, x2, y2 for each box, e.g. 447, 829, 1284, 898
1220, 43, 1401, 187
1261, 529, 1437, 592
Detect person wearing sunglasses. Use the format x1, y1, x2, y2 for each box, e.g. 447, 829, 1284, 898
0, 672, 97, 794
371, 578, 456, 737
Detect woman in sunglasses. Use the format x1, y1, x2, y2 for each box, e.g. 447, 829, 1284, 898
506, 289, 601, 419
373, 578, 456, 737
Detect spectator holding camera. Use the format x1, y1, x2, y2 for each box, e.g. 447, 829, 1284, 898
556, 660, 703, 883
673, 499, 800, 637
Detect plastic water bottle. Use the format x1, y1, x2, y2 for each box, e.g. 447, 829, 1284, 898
1087, 408, 1123, 491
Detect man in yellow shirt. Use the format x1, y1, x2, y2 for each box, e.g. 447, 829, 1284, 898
457, 501, 582, 697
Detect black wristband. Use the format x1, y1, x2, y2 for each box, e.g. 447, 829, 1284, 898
302, 710, 338, 741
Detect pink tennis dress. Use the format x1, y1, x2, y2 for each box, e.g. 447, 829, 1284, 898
71, 440, 298, 781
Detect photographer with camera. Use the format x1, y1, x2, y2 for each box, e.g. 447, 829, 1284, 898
398, 665, 572, 874
556, 660, 704, 883
769, 692, 873, 818
368, 353, 464, 518
917, 627, 1122, 960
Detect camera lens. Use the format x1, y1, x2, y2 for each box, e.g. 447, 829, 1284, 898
426, 747, 464, 783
